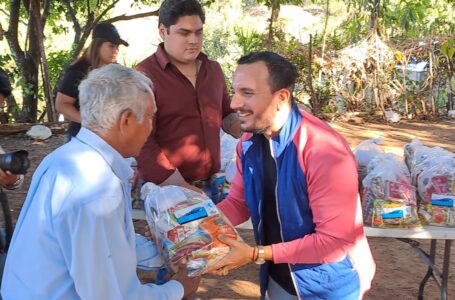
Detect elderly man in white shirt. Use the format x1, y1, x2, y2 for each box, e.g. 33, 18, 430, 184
1, 64, 200, 299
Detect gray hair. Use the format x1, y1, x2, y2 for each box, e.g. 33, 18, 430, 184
78, 64, 154, 135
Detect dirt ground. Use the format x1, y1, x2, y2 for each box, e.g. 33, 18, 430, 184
1, 118, 454, 299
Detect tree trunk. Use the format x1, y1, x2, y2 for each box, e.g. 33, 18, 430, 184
318, 0, 330, 82
308, 34, 320, 115
401, 55, 409, 115
5, 0, 40, 123
447, 57, 454, 111
447, 73, 454, 111
31, 0, 56, 122
266, 2, 280, 50
428, 48, 436, 115
21, 3, 41, 123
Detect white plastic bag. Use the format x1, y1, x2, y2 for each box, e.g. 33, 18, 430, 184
353, 137, 385, 168
403, 140, 455, 227
141, 183, 240, 277
220, 131, 238, 172
361, 153, 420, 228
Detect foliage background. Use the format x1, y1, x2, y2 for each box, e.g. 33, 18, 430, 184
0, 0, 454, 123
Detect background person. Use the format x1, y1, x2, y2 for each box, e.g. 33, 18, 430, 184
1, 64, 200, 299
136, 0, 240, 193
0, 68, 23, 189
56, 22, 128, 139
210, 51, 376, 299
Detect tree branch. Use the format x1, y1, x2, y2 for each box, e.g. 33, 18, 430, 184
92, 0, 103, 19
7, 0, 25, 65
0, 7, 28, 26
104, 9, 159, 23
94, 0, 120, 25
21, 0, 30, 13
41, 0, 51, 29
87, 0, 92, 17
61, 0, 82, 43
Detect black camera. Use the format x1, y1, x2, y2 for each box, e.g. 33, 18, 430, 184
0, 150, 30, 174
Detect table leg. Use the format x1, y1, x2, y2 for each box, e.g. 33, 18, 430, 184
417, 239, 437, 300
440, 240, 452, 300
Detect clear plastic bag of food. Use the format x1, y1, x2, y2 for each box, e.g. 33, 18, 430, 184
142, 183, 240, 277
361, 153, 420, 228
402, 140, 455, 227
371, 199, 420, 228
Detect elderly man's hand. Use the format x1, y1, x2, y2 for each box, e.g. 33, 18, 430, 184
205, 235, 255, 276
172, 260, 201, 299
0, 169, 19, 186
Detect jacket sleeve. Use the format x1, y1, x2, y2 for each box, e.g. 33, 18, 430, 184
217, 139, 250, 226
272, 131, 362, 265
135, 65, 177, 184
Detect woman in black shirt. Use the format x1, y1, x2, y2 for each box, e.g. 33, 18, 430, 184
56, 22, 128, 138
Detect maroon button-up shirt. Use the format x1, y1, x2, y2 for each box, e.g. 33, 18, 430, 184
136, 44, 233, 184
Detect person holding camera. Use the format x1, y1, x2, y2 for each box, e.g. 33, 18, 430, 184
0, 68, 23, 190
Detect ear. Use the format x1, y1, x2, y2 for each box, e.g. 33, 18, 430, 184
118, 109, 133, 135
159, 24, 166, 40
277, 88, 291, 109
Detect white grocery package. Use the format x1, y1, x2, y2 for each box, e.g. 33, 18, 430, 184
141, 183, 240, 277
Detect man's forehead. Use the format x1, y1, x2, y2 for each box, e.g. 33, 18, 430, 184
233, 62, 269, 87
170, 15, 203, 30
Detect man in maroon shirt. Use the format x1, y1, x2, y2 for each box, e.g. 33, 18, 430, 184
136, 0, 240, 191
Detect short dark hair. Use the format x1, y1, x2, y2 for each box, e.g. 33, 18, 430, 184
0, 68, 12, 98
158, 0, 205, 29
238, 51, 297, 99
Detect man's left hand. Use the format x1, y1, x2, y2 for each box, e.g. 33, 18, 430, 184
204, 235, 254, 276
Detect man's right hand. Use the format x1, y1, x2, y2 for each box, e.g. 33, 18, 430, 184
172, 262, 201, 299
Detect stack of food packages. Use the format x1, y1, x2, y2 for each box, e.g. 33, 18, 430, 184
404, 139, 455, 227
361, 153, 421, 228
141, 183, 239, 277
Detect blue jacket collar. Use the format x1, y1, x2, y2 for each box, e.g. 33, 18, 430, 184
243, 103, 302, 157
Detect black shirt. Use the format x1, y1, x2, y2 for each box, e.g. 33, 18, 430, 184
58, 60, 90, 137
261, 135, 296, 296
0, 68, 12, 97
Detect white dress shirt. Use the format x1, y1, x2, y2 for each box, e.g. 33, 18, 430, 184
1, 128, 183, 299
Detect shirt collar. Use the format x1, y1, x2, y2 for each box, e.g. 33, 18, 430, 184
269, 103, 302, 157
155, 42, 208, 71
75, 127, 133, 182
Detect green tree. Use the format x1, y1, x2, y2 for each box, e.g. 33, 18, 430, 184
256, 0, 304, 48
0, 0, 160, 123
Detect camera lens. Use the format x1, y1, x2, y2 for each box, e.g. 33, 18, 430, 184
0, 150, 30, 174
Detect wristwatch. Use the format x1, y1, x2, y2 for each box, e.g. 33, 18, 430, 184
254, 246, 266, 265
